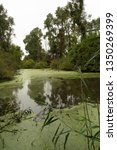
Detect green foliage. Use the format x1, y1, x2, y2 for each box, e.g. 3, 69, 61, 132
86, 18, 100, 35
9, 44, 23, 68
0, 5, 22, 80
23, 27, 43, 61
0, 4, 14, 51
21, 57, 49, 69
0, 45, 22, 79
59, 57, 74, 71
50, 59, 60, 69
0, 51, 17, 79
0, 2, 100, 77
66, 0, 86, 40
43, 1, 100, 72
21, 59, 35, 69
69, 34, 100, 72
34, 61, 48, 69
41, 85, 100, 150
41, 111, 58, 131
41, 111, 71, 150
40, 71, 100, 149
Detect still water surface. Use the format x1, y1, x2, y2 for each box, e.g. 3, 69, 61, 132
0, 69, 100, 150
0, 69, 99, 114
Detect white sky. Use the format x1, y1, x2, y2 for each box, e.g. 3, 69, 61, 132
0, 0, 99, 52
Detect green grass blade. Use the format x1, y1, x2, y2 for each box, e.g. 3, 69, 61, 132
64, 133, 70, 150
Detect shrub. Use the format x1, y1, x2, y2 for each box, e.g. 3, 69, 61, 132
50, 59, 60, 69
0, 51, 16, 80
21, 59, 35, 69
59, 57, 74, 71
34, 61, 48, 69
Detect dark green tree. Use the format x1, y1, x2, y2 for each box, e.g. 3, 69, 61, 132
9, 44, 23, 68
66, 0, 86, 40
86, 17, 100, 35
68, 33, 100, 72
44, 13, 58, 59
23, 27, 43, 61
44, 7, 72, 59
44, 0, 86, 61
0, 4, 14, 51
0, 5, 22, 79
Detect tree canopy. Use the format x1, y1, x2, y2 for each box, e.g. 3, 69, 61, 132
0, 0, 100, 77
23, 27, 43, 61
0, 4, 14, 51
22, 0, 100, 72
0, 4, 22, 80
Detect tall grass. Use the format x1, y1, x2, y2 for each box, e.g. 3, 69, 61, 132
41, 66, 100, 150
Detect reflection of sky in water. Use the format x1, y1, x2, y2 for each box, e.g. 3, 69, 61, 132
0, 76, 100, 114
43, 81, 52, 105
12, 79, 80, 112
43, 80, 79, 108
13, 80, 41, 113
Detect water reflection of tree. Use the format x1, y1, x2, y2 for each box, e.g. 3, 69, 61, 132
49, 79, 80, 108
0, 84, 23, 114
0, 97, 19, 116
28, 78, 100, 109
28, 79, 45, 105
0, 84, 23, 98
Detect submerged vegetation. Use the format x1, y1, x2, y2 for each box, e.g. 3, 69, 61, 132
0, 97, 99, 150
41, 70, 100, 150
41, 103, 100, 150
0, 70, 100, 150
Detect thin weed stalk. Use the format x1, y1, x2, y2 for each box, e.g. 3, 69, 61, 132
79, 67, 99, 150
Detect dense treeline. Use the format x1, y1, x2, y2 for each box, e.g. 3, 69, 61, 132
22, 0, 100, 71
0, 5, 22, 80
0, 0, 100, 81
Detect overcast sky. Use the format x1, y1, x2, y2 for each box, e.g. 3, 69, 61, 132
0, 0, 99, 52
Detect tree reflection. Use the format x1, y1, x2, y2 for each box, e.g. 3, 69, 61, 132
28, 78, 100, 109
0, 84, 23, 115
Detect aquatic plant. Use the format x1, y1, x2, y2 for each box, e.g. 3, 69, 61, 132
41, 69, 100, 150
0, 97, 33, 148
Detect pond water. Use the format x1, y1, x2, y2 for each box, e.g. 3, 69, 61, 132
0, 69, 99, 114
0, 69, 100, 150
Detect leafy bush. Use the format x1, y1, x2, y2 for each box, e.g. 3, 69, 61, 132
34, 61, 48, 69
50, 58, 74, 71
78, 34, 100, 72
59, 57, 74, 71
50, 59, 60, 69
68, 34, 100, 72
21, 59, 35, 69
0, 51, 16, 80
